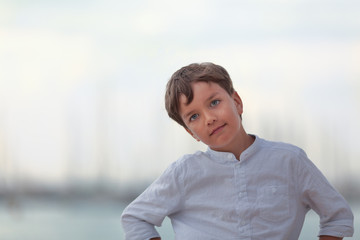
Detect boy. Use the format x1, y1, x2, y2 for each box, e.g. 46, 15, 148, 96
121, 62, 354, 239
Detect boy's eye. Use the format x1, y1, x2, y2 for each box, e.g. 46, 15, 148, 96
190, 113, 199, 122
210, 100, 220, 107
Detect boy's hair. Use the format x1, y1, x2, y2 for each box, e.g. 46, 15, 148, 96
165, 62, 235, 128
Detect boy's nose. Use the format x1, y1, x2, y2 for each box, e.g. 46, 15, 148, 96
204, 111, 217, 125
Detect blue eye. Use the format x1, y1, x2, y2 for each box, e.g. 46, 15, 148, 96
210, 100, 220, 107
190, 113, 199, 121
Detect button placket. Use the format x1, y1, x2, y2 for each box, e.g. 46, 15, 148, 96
234, 162, 251, 231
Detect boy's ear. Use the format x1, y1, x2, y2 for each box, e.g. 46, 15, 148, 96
184, 127, 200, 142
232, 91, 243, 115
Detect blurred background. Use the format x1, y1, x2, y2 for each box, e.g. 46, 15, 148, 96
0, 0, 359, 239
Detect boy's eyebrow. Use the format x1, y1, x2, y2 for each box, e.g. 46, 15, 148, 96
181, 92, 220, 120
206, 92, 220, 102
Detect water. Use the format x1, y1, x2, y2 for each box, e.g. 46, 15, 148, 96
0, 199, 358, 239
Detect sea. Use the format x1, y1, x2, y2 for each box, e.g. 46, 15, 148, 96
0, 199, 358, 240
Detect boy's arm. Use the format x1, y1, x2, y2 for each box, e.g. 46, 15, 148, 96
121, 162, 184, 240
297, 150, 354, 238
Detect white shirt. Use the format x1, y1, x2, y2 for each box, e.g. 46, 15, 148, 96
121, 136, 354, 240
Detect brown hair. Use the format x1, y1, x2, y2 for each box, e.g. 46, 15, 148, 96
165, 62, 235, 128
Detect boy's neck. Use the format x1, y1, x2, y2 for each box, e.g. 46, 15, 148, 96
234, 132, 255, 160
211, 131, 255, 160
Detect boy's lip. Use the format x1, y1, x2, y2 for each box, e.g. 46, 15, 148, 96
210, 124, 226, 136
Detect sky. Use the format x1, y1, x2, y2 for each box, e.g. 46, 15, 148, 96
0, 0, 359, 188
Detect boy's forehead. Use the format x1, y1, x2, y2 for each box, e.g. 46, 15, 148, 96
179, 93, 189, 106
178, 94, 190, 120
178, 81, 222, 106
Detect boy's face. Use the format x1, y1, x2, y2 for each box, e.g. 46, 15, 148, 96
179, 81, 244, 152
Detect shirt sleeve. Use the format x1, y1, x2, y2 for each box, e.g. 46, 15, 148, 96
121, 161, 184, 240
296, 149, 354, 238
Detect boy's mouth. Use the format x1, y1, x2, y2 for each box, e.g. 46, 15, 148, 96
210, 124, 226, 136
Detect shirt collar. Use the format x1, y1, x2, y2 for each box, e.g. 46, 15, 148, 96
205, 134, 262, 164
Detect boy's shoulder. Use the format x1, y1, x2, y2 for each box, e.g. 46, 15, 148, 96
160, 150, 209, 182
254, 137, 312, 172
171, 150, 209, 168
260, 137, 306, 156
